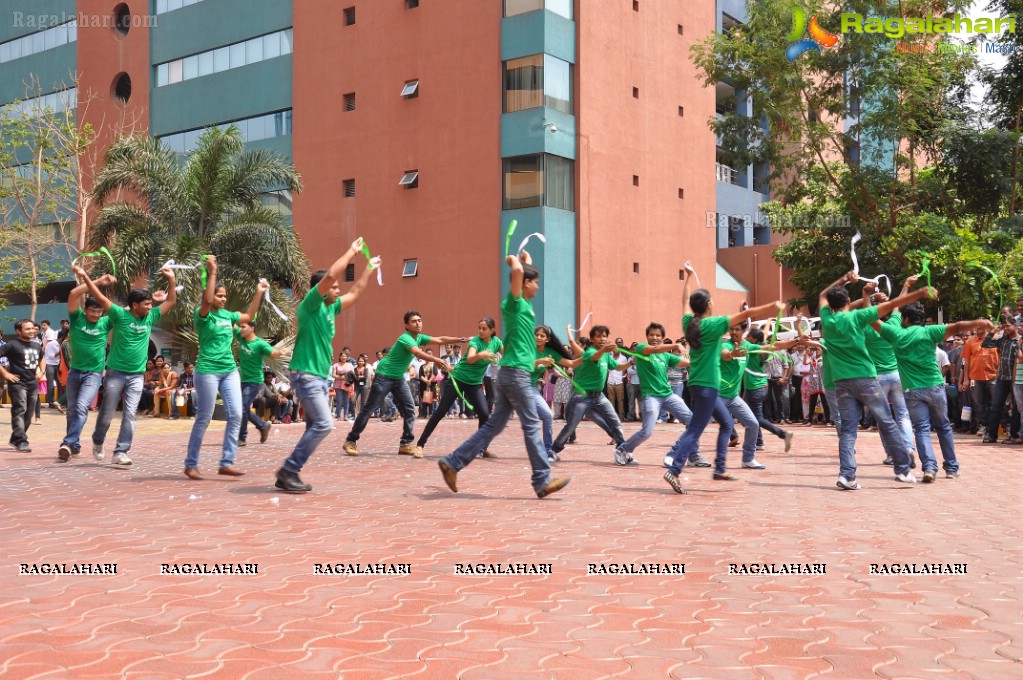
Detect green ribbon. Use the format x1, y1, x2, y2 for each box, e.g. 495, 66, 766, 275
768, 308, 783, 346
966, 261, 1003, 318
615, 347, 652, 362
200, 255, 209, 289
504, 219, 518, 258
361, 241, 372, 262
550, 362, 584, 394
918, 252, 932, 296
74, 246, 116, 277
444, 373, 474, 412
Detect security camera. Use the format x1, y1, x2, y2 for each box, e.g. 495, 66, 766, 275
548, 124, 557, 133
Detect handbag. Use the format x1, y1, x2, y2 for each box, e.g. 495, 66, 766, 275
422, 388, 434, 405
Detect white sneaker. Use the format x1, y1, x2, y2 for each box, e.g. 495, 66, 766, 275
895, 472, 916, 484
742, 460, 766, 469
836, 476, 861, 490
613, 448, 630, 466
112, 452, 132, 466
784, 431, 794, 453
92, 442, 105, 461
663, 454, 674, 467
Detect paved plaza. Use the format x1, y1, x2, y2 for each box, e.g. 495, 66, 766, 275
1, 409, 1020, 679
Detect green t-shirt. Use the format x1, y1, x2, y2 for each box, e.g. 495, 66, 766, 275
194, 307, 241, 374
105, 304, 162, 374
531, 346, 561, 386
720, 340, 758, 399
67, 308, 110, 373
235, 328, 274, 384
451, 335, 502, 385
743, 343, 769, 391
820, 306, 879, 382
635, 343, 682, 398
879, 323, 948, 391
682, 313, 731, 390
376, 332, 433, 380
290, 288, 342, 379
864, 311, 902, 374
499, 291, 537, 372
574, 347, 618, 393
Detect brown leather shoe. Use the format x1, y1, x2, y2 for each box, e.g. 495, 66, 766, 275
536, 476, 571, 498
713, 472, 737, 481
218, 466, 245, 477
184, 467, 203, 480
438, 460, 458, 493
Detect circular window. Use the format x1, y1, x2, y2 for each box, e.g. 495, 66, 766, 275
113, 72, 132, 105
113, 3, 131, 35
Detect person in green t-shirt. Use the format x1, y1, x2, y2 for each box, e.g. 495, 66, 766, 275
82, 262, 177, 467
862, 278, 917, 466
879, 301, 992, 482
235, 320, 290, 447
738, 326, 804, 464
664, 263, 784, 495
184, 255, 266, 480
615, 322, 706, 466
343, 311, 466, 458
819, 270, 936, 490
416, 317, 502, 452
438, 249, 571, 499
550, 324, 631, 458
530, 324, 580, 459
59, 265, 117, 462
277, 238, 379, 494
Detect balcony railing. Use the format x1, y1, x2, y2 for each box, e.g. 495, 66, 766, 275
716, 162, 739, 185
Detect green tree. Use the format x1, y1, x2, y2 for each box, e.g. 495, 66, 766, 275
88, 126, 307, 342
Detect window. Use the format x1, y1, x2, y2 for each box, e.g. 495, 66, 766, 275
401, 80, 419, 98
402, 259, 419, 277
344, 92, 356, 111
344, 7, 356, 25
113, 73, 132, 104
678, 105, 684, 117
633, 262, 639, 273
632, 87, 639, 98
678, 188, 684, 199
399, 171, 419, 188
504, 54, 572, 114
0, 20, 78, 65
343, 179, 356, 197
503, 154, 574, 211
633, 175, 639, 186
633, 0, 639, 10
113, 4, 131, 35
406, 0, 419, 7
154, 29, 294, 87
156, 109, 294, 154
344, 263, 356, 282
678, 24, 684, 35
504, 0, 571, 19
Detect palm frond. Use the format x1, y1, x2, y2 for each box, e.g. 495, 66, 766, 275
228, 148, 303, 207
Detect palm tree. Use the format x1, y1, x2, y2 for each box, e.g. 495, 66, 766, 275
87, 126, 307, 343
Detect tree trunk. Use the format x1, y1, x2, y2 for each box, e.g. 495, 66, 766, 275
29, 249, 38, 321
1010, 99, 1021, 217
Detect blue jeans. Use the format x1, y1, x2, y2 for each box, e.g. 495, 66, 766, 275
334, 387, 350, 420
63, 369, 103, 451
282, 372, 332, 473
835, 378, 912, 480
92, 370, 144, 455
534, 388, 553, 455
722, 395, 760, 463
552, 393, 625, 453
744, 386, 786, 439
621, 392, 700, 458
824, 388, 840, 430
441, 367, 552, 493
905, 385, 959, 474
877, 371, 915, 456
666, 386, 733, 475
239, 382, 268, 443
347, 375, 416, 445
185, 370, 242, 469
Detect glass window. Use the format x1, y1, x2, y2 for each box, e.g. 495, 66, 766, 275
546, 0, 572, 18
232, 118, 248, 139
54, 25, 68, 45
544, 54, 572, 114
183, 55, 198, 80
247, 115, 265, 141
31, 32, 44, 53
229, 42, 245, 68
168, 0, 183, 11
544, 154, 574, 210
0, 43, 10, 63
68, 22, 76, 42
44, 29, 56, 50
283, 110, 292, 134
184, 129, 201, 152
9, 38, 22, 59
197, 51, 214, 76
504, 54, 543, 112
503, 155, 543, 209
263, 33, 281, 59
157, 0, 168, 13
245, 37, 263, 63
156, 63, 168, 86
505, 0, 543, 16
213, 46, 229, 72
168, 59, 183, 84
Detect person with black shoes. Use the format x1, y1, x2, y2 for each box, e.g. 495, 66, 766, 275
0, 319, 44, 452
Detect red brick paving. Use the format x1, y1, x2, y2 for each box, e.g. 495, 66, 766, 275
1, 411, 1021, 678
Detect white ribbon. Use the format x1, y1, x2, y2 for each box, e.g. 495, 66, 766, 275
368, 256, 383, 285
850, 231, 862, 274
259, 278, 289, 321
860, 274, 892, 297
571, 311, 592, 334
163, 258, 201, 271
517, 232, 546, 255
684, 261, 702, 288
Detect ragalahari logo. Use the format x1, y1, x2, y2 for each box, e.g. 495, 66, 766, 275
786, 7, 840, 61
